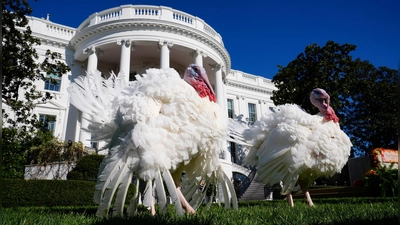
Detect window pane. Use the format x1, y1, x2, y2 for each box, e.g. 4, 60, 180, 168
248, 103, 256, 123
227, 99, 234, 118
44, 75, 61, 92
39, 114, 56, 133
230, 142, 236, 163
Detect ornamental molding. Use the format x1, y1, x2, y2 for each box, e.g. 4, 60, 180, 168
158, 40, 174, 49
117, 39, 135, 50
83, 46, 104, 56
191, 49, 207, 58
225, 80, 273, 95
37, 37, 71, 48
70, 21, 230, 73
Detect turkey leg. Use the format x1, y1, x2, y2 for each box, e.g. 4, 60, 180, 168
176, 186, 195, 214
298, 180, 314, 206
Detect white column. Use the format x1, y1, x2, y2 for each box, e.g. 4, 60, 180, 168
191, 49, 206, 67
83, 46, 100, 74
210, 64, 225, 109
159, 40, 173, 69
210, 64, 230, 162
80, 46, 101, 147
117, 39, 135, 83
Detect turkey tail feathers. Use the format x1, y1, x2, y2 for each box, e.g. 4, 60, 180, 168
94, 144, 136, 218
162, 169, 184, 216
155, 170, 168, 214
126, 179, 140, 216
216, 166, 238, 210
112, 172, 133, 216
183, 166, 238, 211
220, 167, 238, 210
227, 118, 253, 147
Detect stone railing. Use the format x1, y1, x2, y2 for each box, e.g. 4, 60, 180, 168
27, 16, 76, 41
226, 70, 276, 91
76, 5, 222, 44
45, 23, 76, 37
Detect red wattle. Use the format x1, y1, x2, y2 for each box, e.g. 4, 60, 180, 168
192, 81, 216, 102
325, 106, 339, 123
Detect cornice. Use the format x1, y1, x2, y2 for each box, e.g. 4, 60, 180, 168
70, 20, 231, 73
225, 80, 274, 95
36, 37, 72, 49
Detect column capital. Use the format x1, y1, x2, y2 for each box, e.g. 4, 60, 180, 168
158, 40, 173, 49
83, 46, 103, 56
210, 63, 222, 71
190, 49, 207, 58
117, 39, 135, 50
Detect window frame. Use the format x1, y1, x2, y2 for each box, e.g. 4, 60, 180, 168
44, 74, 61, 92
39, 114, 56, 133
248, 103, 257, 124
227, 99, 234, 118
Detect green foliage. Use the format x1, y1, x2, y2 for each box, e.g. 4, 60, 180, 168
2, 0, 71, 181
2, 0, 70, 131
3, 179, 97, 207
364, 164, 398, 197
1, 128, 29, 179
2, 179, 136, 207
67, 154, 105, 181
2, 128, 54, 179
29, 139, 85, 165
342, 65, 397, 155
2, 126, 85, 179
271, 40, 398, 156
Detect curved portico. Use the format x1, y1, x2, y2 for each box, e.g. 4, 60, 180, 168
70, 5, 231, 149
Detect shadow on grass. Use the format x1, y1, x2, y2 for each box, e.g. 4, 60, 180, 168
311, 197, 397, 205
310, 217, 398, 225
91, 215, 215, 225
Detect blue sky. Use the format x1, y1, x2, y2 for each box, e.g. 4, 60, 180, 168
27, 0, 399, 79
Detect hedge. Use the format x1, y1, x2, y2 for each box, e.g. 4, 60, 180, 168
67, 154, 105, 181
2, 179, 136, 207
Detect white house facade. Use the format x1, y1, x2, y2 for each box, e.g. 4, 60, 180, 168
15, 5, 277, 182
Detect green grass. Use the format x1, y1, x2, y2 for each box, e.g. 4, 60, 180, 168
2, 197, 398, 225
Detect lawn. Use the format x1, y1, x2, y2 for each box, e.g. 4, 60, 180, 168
2, 197, 397, 225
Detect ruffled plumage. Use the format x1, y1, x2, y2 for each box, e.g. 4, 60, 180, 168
243, 104, 352, 195
68, 67, 237, 217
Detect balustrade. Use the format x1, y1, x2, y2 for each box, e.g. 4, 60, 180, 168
76, 5, 222, 44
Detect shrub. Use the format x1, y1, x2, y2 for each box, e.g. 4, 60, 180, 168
67, 154, 105, 181
2, 128, 29, 179
3, 179, 96, 207
2, 179, 136, 207
364, 163, 398, 197
2, 126, 86, 179
29, 139, 85, 165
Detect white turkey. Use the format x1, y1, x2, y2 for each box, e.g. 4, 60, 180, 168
242, 88, 352, 206
68, 64, 238, 217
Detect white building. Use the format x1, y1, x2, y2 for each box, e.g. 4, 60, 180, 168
12, 5, 277, 182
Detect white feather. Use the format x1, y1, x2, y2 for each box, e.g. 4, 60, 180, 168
154, 170, 168, 214
126, 178, 140, 216
162, 169, 183, 216
243, 103, 352, 195
69, 67, 239, 216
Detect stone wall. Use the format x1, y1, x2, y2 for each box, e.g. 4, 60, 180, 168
24, 162, 76, 180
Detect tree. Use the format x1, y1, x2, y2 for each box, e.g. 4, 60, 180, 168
2, 0, 70, 130
2, 0, 71, 178
271, 40, 397, 156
